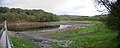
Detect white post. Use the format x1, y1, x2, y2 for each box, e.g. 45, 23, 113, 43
4, 20, 7, 30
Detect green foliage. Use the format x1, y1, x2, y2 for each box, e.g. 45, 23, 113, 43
59, 15, 106, 21
0, 7, 9, 13
0, 7, 60, 22
96, 0, 120, 40
104, 1, 120, 31
34, 12, 60, 22
11, 36, 38, 48
40, 22, 119, 48
0, 12, 28, 22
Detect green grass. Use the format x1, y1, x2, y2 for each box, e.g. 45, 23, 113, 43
9, 21, 119, 48
5, 20, 92, 31
42, 25, 119, 48
7, 20, 82, 24
11, 36, 38, 48
51, 20, 93, 24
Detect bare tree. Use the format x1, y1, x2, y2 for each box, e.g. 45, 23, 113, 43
95, 0, 120, 41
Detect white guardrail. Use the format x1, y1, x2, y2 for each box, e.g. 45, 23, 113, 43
0, 20, 14, 48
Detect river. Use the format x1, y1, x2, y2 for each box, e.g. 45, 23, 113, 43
14, 24, 89, 48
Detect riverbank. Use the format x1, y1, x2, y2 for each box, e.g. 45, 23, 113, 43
0, 20, 92, 31
0, 22, 60, 31
11, 36, 38, 48
8, 21, 92, 48
7, 21, 119, 48
40, 25, 119, 48
10, 24, 119, 48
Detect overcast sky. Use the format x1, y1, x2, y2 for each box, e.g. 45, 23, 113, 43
0, 0, 105, 16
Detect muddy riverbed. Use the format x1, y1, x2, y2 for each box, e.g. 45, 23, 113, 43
13, 23, 91, 48
16, 24, 89, 36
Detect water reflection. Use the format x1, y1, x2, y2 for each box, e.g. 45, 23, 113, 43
59, 25, 71, 29
18, 24, 87, 33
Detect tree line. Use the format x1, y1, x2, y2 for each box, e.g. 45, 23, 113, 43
0, 7, 60, 22
59, 15, 107, 21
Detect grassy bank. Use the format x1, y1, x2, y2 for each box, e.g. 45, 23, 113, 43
40, 25, 119, 48
9, 21, 119, 48
11, 36, 38, 48
0, 20, 92, 31
7, 23, 59, 31
52, 20, 93, 24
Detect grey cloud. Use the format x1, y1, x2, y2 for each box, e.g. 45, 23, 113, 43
1, 0, 104, 16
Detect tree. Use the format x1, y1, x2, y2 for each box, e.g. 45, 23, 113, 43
0, 7, 9, 13
0, 7, 60, 22
95, 0, 120, 40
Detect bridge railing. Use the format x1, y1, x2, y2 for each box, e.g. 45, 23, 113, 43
0, 20, 14, 48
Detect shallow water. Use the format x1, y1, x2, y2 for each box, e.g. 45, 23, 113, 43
59, 25, 71, 29
17, 24, 88, 33
17, 25, 71, 32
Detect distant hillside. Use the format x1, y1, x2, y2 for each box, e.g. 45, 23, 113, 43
58, 15, 106, 21
0, 7, 60, 22
58, 15, 89, 18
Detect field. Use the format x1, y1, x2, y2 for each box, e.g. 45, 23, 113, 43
10, 21, 119, 48
11, 36, 38, 48
42, 25, 118, 48
1, 3, 120, 48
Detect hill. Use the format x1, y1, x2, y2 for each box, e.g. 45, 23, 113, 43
0, 7, 60, 22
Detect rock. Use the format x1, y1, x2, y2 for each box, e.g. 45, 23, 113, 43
34, 42, 52, 48
57, 40, 73, 47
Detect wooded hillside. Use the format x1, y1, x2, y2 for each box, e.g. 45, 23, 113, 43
0, 7, 60, 22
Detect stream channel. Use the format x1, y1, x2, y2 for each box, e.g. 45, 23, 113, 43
15, 24, 87, 48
